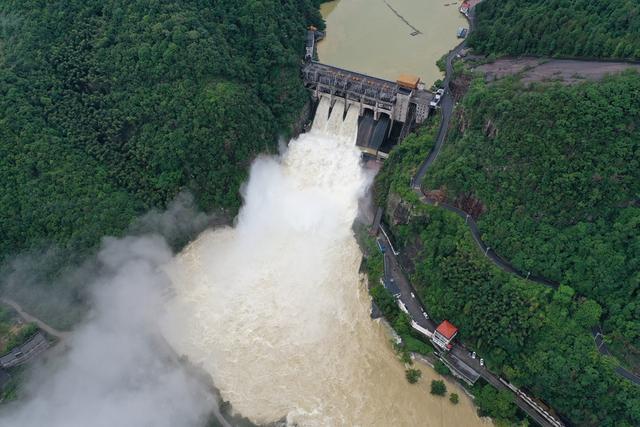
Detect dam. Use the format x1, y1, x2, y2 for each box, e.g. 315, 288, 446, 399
303, 30, 436, 159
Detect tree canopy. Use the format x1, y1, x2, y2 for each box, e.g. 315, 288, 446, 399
423, 73, 640, 369
470, 0, 640, 60
0, 0, 323, 263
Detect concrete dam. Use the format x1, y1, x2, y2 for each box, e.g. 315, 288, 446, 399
302, 36, 436, 159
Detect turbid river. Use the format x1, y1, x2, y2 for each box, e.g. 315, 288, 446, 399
318, 0, 467, 84
164, 99, 489, 426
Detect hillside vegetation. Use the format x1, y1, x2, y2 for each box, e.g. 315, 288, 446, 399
385, 201, 640, 426
0, 0, 322, 264
470, 0, 640, 60
423, 73, 640, 366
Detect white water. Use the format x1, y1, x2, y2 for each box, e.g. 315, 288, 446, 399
163, 103, 488, 426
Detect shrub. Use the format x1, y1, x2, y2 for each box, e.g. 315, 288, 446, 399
405, 368, 422, 384
434, 360, 451, 376
430, 379, 447, 396
449, 393, 459, 404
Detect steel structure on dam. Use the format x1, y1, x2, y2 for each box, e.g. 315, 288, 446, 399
301, 60, 433, 159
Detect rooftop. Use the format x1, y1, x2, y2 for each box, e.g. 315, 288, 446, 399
436, 320, 458, 340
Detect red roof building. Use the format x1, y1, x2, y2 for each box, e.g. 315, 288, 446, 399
432, 320, 458, 351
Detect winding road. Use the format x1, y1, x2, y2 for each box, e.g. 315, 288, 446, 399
406, 1, 640, 389
0, 298, 69, 341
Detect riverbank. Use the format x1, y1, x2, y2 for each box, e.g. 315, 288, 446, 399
353, 221, 492, 426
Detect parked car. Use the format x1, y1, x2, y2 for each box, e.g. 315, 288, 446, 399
471, 351, 476, 359
410, 292, 415, 298
429, 93, 442, 108
480, 358, 484, 367
436, 88, 445, 96
422, 311, 429, 319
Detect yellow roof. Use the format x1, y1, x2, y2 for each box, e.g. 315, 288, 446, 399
396, 74, 420, 89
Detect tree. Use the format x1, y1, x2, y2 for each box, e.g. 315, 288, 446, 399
434, 360, 451, 376
574, 299, 602, 328
405, 368, 422, 384
475, 385, 516, 421
470, 0, 640, 60
430, 380, 447, 396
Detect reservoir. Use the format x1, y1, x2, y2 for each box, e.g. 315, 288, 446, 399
317, 0, 467, 84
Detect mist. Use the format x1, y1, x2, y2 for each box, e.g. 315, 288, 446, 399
159, 101, 394, 425
0, 234, 215, 427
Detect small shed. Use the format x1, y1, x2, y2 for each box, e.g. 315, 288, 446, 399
396, 74, 420, 90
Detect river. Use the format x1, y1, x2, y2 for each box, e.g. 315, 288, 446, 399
318, 0, 467, 84
163, 99, 489, 426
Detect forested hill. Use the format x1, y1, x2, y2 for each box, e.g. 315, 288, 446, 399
0, 0, 323, 262
469, 0, 640, 60
424, 72, 640, 372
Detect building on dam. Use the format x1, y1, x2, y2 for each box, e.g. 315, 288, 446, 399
302, 61, 434, 159
301, 27, 436, 159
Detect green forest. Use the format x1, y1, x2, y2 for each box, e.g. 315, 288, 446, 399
375, 0, 640, 424
423, 73, 640, 371
0, 0, 323, 266
380, 193, 640, 425
470, 0, 640, 59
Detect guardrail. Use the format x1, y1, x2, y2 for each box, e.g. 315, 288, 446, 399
499, 378, 565, 427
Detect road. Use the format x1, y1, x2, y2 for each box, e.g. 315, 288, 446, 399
0, 297, 235, 426
405, 0, 640, 389
414, 191, 558, 289
0, 298, 69, 341
411, 9, 474, 188
379, 230, 563, 427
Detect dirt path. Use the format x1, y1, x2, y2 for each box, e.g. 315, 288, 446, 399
1, 298, 69, 341
475, 58, 640, 85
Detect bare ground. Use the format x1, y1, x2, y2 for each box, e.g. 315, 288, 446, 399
474, 57, 640, 85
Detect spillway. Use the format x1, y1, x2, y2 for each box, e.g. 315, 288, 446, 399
162, 102, 488, 426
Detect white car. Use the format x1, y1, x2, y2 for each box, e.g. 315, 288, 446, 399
471, 351, 476, 359
429, 94, 442, 108
410, 292, 415, 298
422, 311, 429, 319
436, 88, 445, 96
480, 358, 484, 367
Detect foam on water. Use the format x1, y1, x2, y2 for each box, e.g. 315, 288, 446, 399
162, 101, 488, 427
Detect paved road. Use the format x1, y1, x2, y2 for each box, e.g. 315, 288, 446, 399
414, 190, 558, 289
379, 228, 562, 427
1, 298, 69, 340
411, 10, 474, 189
406, 0, 640, 388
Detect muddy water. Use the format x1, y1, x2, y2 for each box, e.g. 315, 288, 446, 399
317, 0, 467, 84
164, 104, 488, 426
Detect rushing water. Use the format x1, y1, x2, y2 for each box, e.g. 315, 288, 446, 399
317, 0, 467, 84
163, 102, 489, 426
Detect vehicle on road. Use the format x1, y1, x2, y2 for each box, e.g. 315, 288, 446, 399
429, 95, 441, 108
480, 358, 484, 367
410, 292, 415, 298
471, 351, 476, 359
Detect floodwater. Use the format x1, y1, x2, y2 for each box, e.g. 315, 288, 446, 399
317, 0, 467, 84
164, 102, 488, 426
